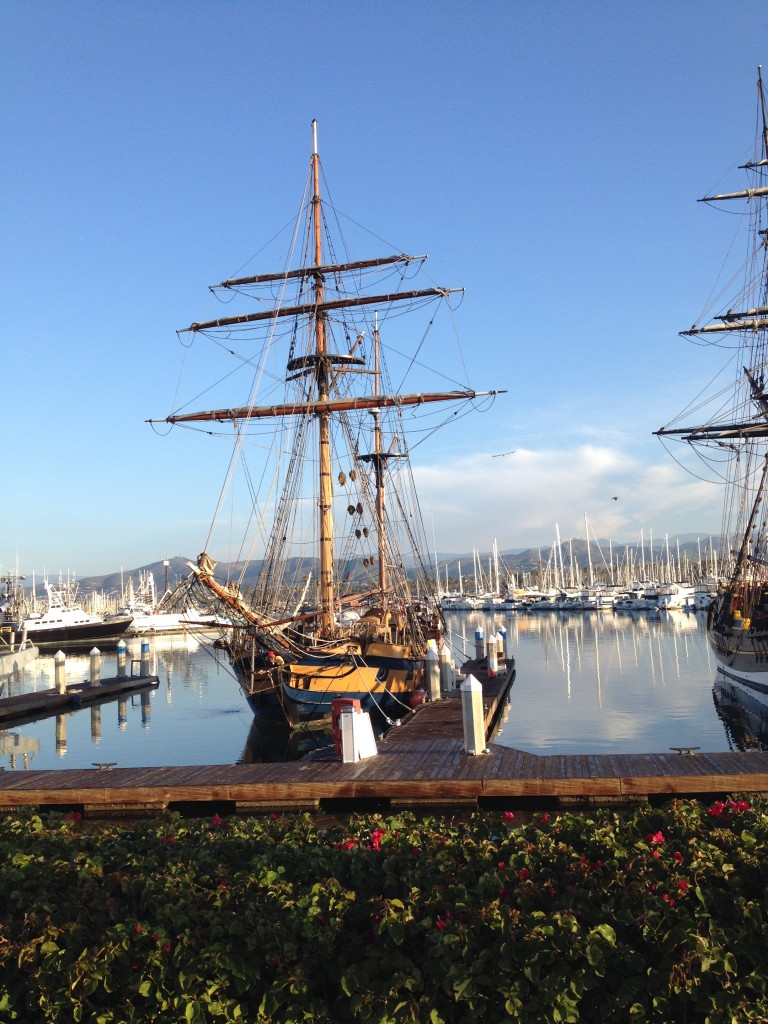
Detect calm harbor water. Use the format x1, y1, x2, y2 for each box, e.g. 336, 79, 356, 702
0, 610, 760, 773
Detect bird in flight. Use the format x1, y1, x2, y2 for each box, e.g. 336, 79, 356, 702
492, 450, 516, 458
612, 496, 619, 501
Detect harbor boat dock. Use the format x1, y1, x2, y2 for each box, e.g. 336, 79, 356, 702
0, 674, 160, 729
2, 654, 768, 817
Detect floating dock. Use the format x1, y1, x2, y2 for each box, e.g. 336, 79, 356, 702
1, 656, 768, 817
0, 675, 160, 729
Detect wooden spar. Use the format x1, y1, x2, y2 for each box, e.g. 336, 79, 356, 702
313, 120, 335, 638
181, 287, 456, 333
185, 560, 270, 627
155, 389, 504, 426
681, 318, 768, 336
213, 254, 425, 290
698, 186, 768, 203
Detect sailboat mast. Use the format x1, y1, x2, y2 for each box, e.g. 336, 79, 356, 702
372, 313, 388, 603
312, 120, 336, 636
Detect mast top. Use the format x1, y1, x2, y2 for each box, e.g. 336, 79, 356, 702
312, 119, 318, 157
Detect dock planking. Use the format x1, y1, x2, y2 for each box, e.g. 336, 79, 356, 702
2, 656, 768, 817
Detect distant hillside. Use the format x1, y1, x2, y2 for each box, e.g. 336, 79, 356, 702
68, 533, 723, 598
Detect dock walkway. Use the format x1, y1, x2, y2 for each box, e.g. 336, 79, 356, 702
1, 657, 767, 816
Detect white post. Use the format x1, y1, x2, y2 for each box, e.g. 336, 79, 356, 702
116, 639, 127, 678
497, 625, 507, 660
140, 639, 151, 676
89, 647, 101, 687
474, 626, 484, 661
487, 632, 498, 678
426, 639, 441, 701
54, 650, 66, 694
461, 674, 487, 754
439, 640, 454, 692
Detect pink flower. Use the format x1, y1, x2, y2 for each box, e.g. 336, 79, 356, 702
210, 814, 223, 827
648, 831, 665, 844
370, 828, 386, 851
503, 811, 515, 821
652, 849, 660, 859
436, 917, 447, 932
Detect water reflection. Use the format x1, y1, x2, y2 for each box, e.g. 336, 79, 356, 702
0, 614, 757, 769
443, 608, 723, 756
713, 674, 768, 752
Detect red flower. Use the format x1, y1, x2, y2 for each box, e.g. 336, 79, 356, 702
503, 811, 515, 821
663, 893, 676, 906
210, 814, 223, 827
518, 867, 530, 880
674, 851, 683, 864
539, 812, 549, 826
370, 828, 386, 851
436, 917, 447, 932
678, 880, 689, 892
648, 831, 665, 845
135, 925, 143, 934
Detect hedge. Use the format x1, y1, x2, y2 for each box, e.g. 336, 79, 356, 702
1, 797, 767, 1022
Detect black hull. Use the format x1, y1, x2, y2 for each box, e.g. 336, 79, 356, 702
23, 618, 133, 652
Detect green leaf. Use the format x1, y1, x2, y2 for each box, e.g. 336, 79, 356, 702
589, 923, 616, 945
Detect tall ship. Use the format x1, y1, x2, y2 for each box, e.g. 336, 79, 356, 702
656, 67, 768, 698
151, 121, 504, 724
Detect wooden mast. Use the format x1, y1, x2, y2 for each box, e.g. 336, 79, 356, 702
312, 120, 336, 637
373, 313, 388, 606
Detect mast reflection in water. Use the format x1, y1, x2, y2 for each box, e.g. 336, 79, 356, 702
444, 609, 750, 756
0, 612, 761, 771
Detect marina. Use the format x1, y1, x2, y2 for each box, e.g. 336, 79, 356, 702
2, 610, 768, 814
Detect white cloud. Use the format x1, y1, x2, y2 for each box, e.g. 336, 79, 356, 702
415, 444, 722, 553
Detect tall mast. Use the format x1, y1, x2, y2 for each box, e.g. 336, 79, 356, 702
312, 120, 336, 637
373, 313, 388, 603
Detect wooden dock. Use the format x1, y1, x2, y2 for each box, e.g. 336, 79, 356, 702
1, 657, 768, 817
0, 675, 160, 729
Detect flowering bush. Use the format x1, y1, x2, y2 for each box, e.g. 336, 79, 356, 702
0, 797, 768, 1021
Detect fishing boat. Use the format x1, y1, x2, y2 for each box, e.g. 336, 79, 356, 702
656, 67, 768, 698
151, 121, 504, 724
18, 581, 133, 652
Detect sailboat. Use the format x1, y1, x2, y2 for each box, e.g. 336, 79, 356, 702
151, 121, 504, 724
656, 67, 768, 698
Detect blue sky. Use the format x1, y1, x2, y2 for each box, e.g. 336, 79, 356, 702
3, 0, 766, 578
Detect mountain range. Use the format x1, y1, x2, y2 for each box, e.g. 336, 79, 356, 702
61, 533, 721, 599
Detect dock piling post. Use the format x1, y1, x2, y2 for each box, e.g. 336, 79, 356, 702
461, 674, 487, 755
439, 640, 454, 692
474, 626, 484, 661
89, 648, 101, 687
497, 625, 507, 660
116, 640, 127, 678
426, 639, 441, 701
140, 640, 151, 677
487, 633, 498, 678
54, 650, 66, 694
